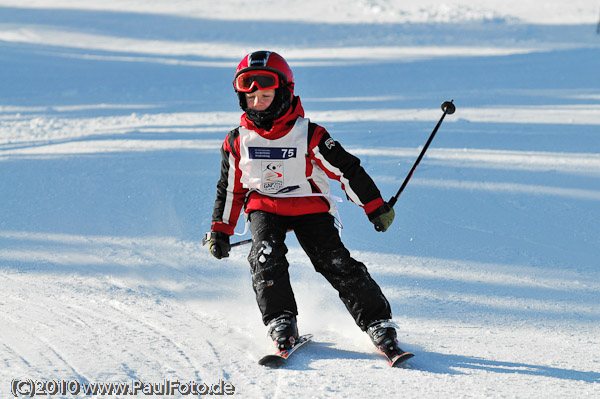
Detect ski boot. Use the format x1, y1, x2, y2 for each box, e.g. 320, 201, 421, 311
367, 320, 414, 366
267, 312, 299, 350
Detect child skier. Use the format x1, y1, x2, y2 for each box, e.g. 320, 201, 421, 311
207, 50, 407, 362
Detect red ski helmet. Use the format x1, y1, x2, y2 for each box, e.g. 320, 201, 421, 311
233, 51, 294, 93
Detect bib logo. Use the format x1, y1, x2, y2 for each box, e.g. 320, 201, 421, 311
324, 138, 335, 149
262, 162, 284, 193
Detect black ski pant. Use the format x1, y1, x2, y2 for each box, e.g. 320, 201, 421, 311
248, 210, 392, 331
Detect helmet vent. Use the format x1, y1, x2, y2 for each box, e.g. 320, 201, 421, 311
248, 51, 271, 67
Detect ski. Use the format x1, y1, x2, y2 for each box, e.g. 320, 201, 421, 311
258, 334, 313, 367
383, 350, 415, 367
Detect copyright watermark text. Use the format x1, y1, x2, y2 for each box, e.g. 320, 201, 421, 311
11, 378, 235, 397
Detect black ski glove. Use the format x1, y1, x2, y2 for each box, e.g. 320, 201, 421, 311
368, 202, 395, 232
206, 231, 231, 259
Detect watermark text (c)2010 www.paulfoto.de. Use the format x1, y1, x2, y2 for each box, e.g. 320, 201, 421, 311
10, 378, 236, 397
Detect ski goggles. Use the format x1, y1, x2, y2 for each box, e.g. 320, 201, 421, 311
234, 70, 280, 92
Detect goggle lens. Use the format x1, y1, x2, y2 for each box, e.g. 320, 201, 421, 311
234, 71, 280, 92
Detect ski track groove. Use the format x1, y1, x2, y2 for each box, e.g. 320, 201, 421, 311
2, 309, 90, 383
37, 336, 91, 383
205, 340, 231, 381
1, 272, 101, 381
103, 299, 206, 381
2, 343, 30, 370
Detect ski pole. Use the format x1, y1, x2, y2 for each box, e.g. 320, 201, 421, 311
387, 100, 456, 208
231, 238, 252, 247
202, 234, 252, 250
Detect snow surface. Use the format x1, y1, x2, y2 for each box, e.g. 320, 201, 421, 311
1, 0, 599, 397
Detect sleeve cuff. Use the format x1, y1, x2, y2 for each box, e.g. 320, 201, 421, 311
363, 198, 385, 215
211, 222, 234, 236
